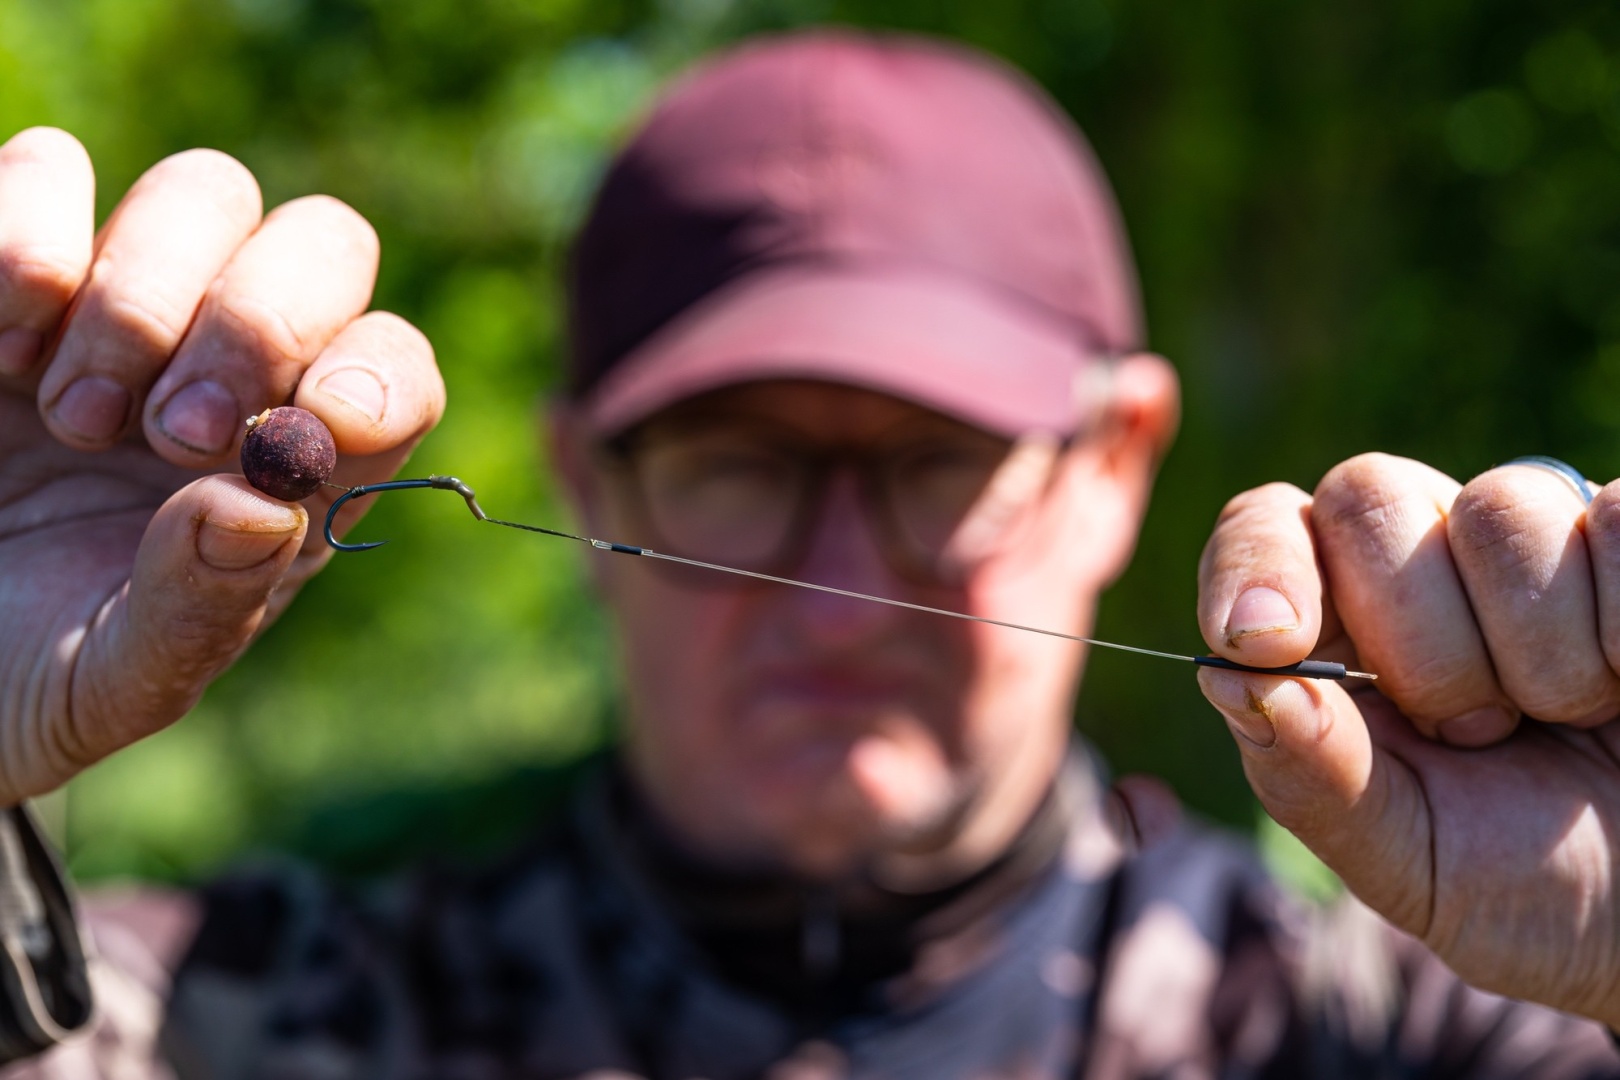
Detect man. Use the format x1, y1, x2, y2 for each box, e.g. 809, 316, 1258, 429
0, 28, 1616, 1078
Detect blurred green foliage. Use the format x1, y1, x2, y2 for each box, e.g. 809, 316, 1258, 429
3, 0, 1619, 885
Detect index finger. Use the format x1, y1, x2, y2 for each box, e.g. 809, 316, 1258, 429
0, 128, 94, 379
1197, 481, 1325, 667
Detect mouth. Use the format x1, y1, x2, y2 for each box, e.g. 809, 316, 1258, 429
740, 668, 920, 716
724, 668, 931, 778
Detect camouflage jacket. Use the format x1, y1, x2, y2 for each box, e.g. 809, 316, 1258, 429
0, 749, 1616, 1080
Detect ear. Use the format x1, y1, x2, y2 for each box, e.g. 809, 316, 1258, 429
1096, 351, 1180, 486
1054, 351, 1181, 585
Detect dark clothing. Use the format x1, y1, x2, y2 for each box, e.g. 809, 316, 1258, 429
0, 750, 1616, 1079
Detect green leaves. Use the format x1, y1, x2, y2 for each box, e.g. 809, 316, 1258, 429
4, 0, 1619, 884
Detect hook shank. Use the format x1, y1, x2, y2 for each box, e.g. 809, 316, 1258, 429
324, 475, 486, 551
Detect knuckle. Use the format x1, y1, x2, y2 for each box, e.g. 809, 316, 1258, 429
1517, 684, 1620, 725
0, 244, 84, 312
164, 609, 238, 676
1456, 467, 1529, 507
1312, 453, 1409, 531
1448, 474, 1543, 563
1388, 650, 1490, 715
214, 290, 308, 365
1309, 457, 1447, 573
44, 724, 96, 787
98, 288, 191, 354
48, 677, 131, 780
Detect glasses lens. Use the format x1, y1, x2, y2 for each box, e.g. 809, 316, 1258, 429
633, 430, 806, 568
879, 431, 1016, 579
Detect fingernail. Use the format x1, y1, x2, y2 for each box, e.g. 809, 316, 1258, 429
1218, 687, 1280, 750
315, 367, 385, 424
1437, 705, 1516, 747
197, 510, 304, 571
1201, 669, 1281, 750
155, 380, 239, 456
51, 375, 132, 443
0, 327, 43, 377
1226, 586, 1299, 646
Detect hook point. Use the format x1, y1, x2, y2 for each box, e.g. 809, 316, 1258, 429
323, 477, 470, 552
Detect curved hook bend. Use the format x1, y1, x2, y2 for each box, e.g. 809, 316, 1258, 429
324, 475, 487, 552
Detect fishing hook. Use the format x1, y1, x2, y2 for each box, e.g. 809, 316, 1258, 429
325, 475, 594, 552
324, 475, 488, 551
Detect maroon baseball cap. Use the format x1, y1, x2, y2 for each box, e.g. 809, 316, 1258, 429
566, 29, 1143, 438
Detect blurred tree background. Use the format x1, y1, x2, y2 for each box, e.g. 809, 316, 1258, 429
2, 0, 1619, 886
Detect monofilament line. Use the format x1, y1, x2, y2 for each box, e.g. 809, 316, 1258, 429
634, 546, 1199, 661
322, 475, 1376, 682
485, 523, 1375, 682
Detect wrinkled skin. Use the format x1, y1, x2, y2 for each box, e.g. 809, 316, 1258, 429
3, 125, 1616, 1036
1198, 455, 1620, 1031
0, 127, 445, 803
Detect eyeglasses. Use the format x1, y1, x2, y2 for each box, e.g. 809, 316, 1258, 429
599, 416, 1064, 587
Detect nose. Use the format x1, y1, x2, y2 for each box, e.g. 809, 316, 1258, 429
786, 471, 906, 646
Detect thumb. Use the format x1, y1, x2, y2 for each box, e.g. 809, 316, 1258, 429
1197, 668, 1434, 937
64, 475, 305, 777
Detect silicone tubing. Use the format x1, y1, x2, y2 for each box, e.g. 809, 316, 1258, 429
1192, 656, 1350, 680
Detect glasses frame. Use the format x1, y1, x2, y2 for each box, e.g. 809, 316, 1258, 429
596, 418, 1072, 589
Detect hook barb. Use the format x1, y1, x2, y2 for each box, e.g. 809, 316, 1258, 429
324, 476, 485, 552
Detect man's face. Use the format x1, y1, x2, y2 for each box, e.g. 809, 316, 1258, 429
558, 373, 1172, 882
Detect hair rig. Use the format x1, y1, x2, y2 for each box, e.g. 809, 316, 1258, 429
244, 407, 1375, 684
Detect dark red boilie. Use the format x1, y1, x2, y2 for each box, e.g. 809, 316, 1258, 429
240, 407, 337, 501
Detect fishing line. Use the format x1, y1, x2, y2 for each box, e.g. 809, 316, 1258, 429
322, 475, 1376, 683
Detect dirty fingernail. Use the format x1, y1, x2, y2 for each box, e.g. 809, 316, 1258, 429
0, 327, 43, 376
51, 375, 132, 443
196, 510, 304, 571
1200, 669, 1282, 750
1215, 686, 1280, 750
1226, 586, 1299, 645
156, 380, 239, 456
1437, 705, 1516, 747
315, 367, 386, 424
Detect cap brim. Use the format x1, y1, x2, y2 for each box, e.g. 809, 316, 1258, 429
579, 264, 1105, 438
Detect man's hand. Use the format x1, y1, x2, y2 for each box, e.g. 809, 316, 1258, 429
0, 128, 445, 804
1196, 453, 1620, 1030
